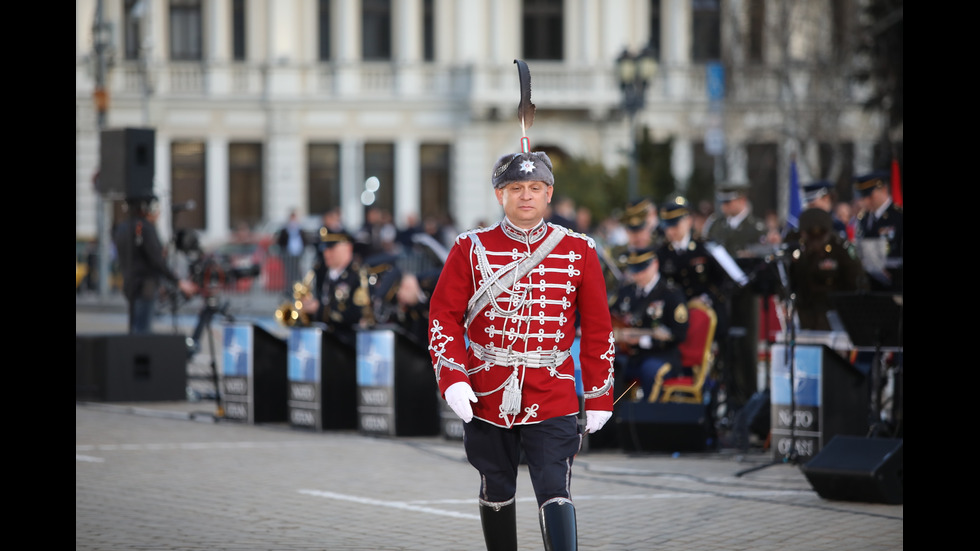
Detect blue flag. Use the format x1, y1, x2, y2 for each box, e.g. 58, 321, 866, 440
787, 159, 801, 230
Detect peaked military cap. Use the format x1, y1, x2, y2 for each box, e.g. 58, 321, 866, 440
853, 171, 889, 198
803, 180, 834, 204
659, 196, 691, 227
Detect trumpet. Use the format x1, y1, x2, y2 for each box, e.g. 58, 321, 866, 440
275, 270, 316, 327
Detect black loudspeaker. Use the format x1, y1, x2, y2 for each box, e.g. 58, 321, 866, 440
99, 127, 155, 199
615, 402, 709, 453
76, 334, 187, 402
801, 436, 903, 504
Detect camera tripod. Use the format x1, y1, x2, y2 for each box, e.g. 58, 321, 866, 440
187, 293, 235, 418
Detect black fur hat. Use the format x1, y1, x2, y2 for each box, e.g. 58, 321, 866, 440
491, 151, 555, 189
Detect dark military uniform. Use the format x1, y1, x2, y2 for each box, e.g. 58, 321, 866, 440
856, 201, 903, 293
787, 209, 869, 331
609, 271, 689, 400
312, 260, 368, 347
603, 197, 664, 297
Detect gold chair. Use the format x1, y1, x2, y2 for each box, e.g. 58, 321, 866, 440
648, 298, 717, 404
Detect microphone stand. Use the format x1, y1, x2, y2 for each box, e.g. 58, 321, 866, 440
736, 253, 799, 476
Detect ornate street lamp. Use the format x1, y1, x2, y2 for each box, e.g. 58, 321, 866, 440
617, 47, 658, 201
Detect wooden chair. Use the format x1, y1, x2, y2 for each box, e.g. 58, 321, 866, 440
648, 298, 717, 404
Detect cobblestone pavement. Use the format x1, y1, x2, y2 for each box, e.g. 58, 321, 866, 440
76, 297, 902, 550
76, 401, 902, 551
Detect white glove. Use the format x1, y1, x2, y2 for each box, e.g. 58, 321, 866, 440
445, 382, 477, 423
584, 410, 613, 434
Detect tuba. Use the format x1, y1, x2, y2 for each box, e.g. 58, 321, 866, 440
275, 270, 316, 327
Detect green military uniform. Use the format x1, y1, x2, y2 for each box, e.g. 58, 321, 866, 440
704, 182, 767, 408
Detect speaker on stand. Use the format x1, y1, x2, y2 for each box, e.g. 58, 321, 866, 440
99, 127, 156, 200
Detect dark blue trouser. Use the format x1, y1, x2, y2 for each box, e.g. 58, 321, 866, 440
463, 415, 581, 508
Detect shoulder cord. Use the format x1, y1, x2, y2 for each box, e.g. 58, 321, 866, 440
464, 228, 565, 329
464, 228, 566, 428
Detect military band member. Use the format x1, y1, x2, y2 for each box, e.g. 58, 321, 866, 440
428, 61, 614, 550
609, 246, 689, 401
786, 209, 868, 331
656, 198, 729, 324
301, 229, 370, 347
702, 183, 767, 407
854, 171, 903, 293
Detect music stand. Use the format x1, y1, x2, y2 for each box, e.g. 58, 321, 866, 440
829, 292, 903, 437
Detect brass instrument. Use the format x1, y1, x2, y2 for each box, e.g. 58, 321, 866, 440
275, 270, 316, 327
353, 266, 376, 327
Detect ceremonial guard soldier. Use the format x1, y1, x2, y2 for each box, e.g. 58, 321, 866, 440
427, 60, 615, 551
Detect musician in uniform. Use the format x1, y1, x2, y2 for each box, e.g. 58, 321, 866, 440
703, 183, 767, 408
786, 209, 868, 331
428, 63, 615, 548
784, 180, 850, 245
606, 198, 663, 282
854, 171, 903, 293
609, 246, 689, 401
301, 229, 371, 347
656, 197, 729, 331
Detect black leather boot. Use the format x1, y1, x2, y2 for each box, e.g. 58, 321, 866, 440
538, 497, 577, 551
479, 500, 517, 551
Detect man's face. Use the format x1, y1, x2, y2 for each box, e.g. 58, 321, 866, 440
495, 180, 553, 229
720, 197, 741, 216
808, 195, 833, 213
322, 242, 353, 270
629, 258, 659, 287
664, 216, 691, 242
626, 227, 653, 248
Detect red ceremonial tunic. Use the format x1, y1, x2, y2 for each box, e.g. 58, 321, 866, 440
428, 218, 615, 428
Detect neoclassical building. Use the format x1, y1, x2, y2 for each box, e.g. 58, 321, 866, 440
76, 0, 893, 248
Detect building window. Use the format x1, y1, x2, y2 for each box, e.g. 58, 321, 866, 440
364, 143, 395, 215
308, 143, 341, 215
229, 143, 264, 231
691, 0, 721, 62
523, 0, 563, 60
232, 0, 246, 61
318, 0, 331, 61
748, 0, 765, 63
362, 0, 391, 61
423, 0, 434, 61
649, 0, 662, 58
171, 141, 206, 231
170, 0, 203, 61
123, 0, 144, 61
420, 144, 450, 222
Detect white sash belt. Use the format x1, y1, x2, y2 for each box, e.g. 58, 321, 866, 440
471, 342, 570, 369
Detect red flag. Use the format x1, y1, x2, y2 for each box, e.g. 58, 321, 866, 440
890, 157, 902, 207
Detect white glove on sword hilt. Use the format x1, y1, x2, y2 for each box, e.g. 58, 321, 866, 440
445, 382, 477, 423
